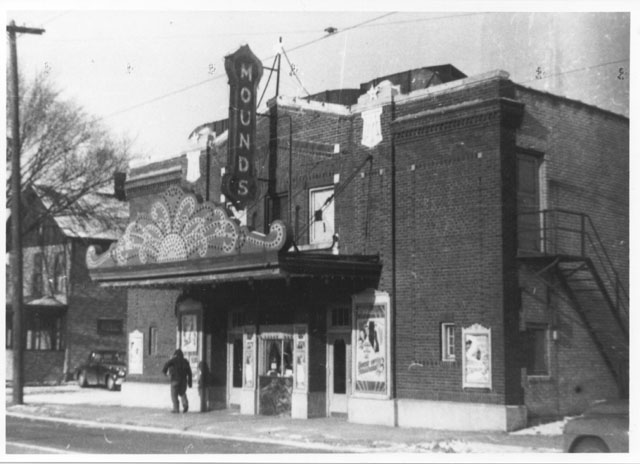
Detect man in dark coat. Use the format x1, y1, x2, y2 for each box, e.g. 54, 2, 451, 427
162, 349, 193, 413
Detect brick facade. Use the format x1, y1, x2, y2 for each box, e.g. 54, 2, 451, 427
109, 66, 627, 427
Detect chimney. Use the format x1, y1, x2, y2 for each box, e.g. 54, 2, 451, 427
114, 172, 126, 201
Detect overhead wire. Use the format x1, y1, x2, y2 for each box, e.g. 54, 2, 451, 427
92, 12, 398, 122
85, 11, 626, 123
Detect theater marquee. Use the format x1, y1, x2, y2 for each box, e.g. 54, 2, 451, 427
222, 44, 263, 210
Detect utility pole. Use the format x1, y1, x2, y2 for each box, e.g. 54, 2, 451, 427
7, 20, 45, 405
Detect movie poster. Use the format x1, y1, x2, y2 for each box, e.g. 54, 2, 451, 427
354, 303, 387, 395
462, 325, 492, 389
244, 336, 254, 388
128, 330, 143, 375
180, 314, 197, 353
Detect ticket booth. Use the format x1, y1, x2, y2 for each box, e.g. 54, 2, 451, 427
239, 323, 311, 417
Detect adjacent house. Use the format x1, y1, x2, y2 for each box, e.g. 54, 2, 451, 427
87, 52, 628, 431
6, 183, 129, 384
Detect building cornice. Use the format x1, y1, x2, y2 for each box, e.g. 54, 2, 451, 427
392, 97, 524, 142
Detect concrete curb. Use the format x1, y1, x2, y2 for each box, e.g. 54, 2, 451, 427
7, 411, 561, 454
6, 411, 372, 453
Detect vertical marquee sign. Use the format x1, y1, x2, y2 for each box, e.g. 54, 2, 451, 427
222, 45, 263, 210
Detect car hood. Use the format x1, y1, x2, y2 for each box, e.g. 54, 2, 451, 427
584, 399, 628, 416
104, 362, 127, 371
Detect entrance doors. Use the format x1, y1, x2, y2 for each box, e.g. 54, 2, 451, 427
227, 336, 243, 407
327, 334, 350, 415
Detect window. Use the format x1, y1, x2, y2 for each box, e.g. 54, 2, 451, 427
330, 306, 350, 328
53, 252, 66, 294
31, 253, 44, 297
148, 326, 158, 356
309, 186, 335, 245
517, 153, 543, 251
97, 318, 124, 336
231, 312, 246, 329
263, 338, 293, 377
25, 310, 64, 351
6, 310, 13, 349
267, 193, 288, 230
441, 323, 456, 361
525, 324, 549, 376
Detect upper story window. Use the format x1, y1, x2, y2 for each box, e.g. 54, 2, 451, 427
517, 152, 544, 252
6, 311, 13, 349
31, 252, 44, 297
53, 251, 66, 294
266, 193, 288, 233
309, 186, 335, 245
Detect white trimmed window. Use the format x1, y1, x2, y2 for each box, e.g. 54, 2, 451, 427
309, 186, 335, 245
441, 323, 456, 361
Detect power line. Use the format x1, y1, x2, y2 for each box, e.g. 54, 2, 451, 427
44, 12, 482, 43
96, 12, 397, 121
94, 13, 627, 124
518, 59, 629, 84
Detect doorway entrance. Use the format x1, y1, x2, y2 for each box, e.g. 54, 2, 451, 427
227, 335, 243, 407
327, 334, 350, 415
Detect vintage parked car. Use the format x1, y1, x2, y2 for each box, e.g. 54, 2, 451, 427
75, 350, 127, 391
563, 399, 629, 453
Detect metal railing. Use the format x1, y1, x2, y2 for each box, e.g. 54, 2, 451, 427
518, 209, 629, 322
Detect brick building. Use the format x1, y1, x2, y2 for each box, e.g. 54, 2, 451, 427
6, 185, 128, 384
87, 54, 628, 430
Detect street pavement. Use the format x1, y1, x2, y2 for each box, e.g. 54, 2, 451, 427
5, 383, 565, 454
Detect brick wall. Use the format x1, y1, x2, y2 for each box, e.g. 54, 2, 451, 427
127, 288, 181, 382
246, 77, 520, 406
67, 240, 127, 378
117, 70, 627, 417
515, 86, 628, 288
389, 89, 513, 405
515, 87, 628, 416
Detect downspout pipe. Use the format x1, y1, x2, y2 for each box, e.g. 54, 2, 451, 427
390, 96, 397, 407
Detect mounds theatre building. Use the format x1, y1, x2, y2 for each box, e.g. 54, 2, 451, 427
87, 46, 628, 431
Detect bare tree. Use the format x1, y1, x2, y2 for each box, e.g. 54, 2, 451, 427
6, 72, 132, 236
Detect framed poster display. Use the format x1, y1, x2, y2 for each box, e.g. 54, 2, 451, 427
243, 329, 257, 389
462, 324, 492, 390
293, 325, 308, 392
128, 330, 143, 375
352, 289, 391, 398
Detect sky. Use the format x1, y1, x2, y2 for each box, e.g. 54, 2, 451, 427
2, 2, 634, 166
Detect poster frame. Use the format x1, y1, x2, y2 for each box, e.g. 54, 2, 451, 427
351, 289, 391, 399
461, 324, 492, 390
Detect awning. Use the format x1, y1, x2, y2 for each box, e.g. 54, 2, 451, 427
25, 295, 67, 307
89, 251, 381, 288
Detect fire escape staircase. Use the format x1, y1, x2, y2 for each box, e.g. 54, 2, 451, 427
518, 209, 629, 397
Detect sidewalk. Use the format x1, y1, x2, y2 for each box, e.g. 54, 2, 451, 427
5, 384, 565, 454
